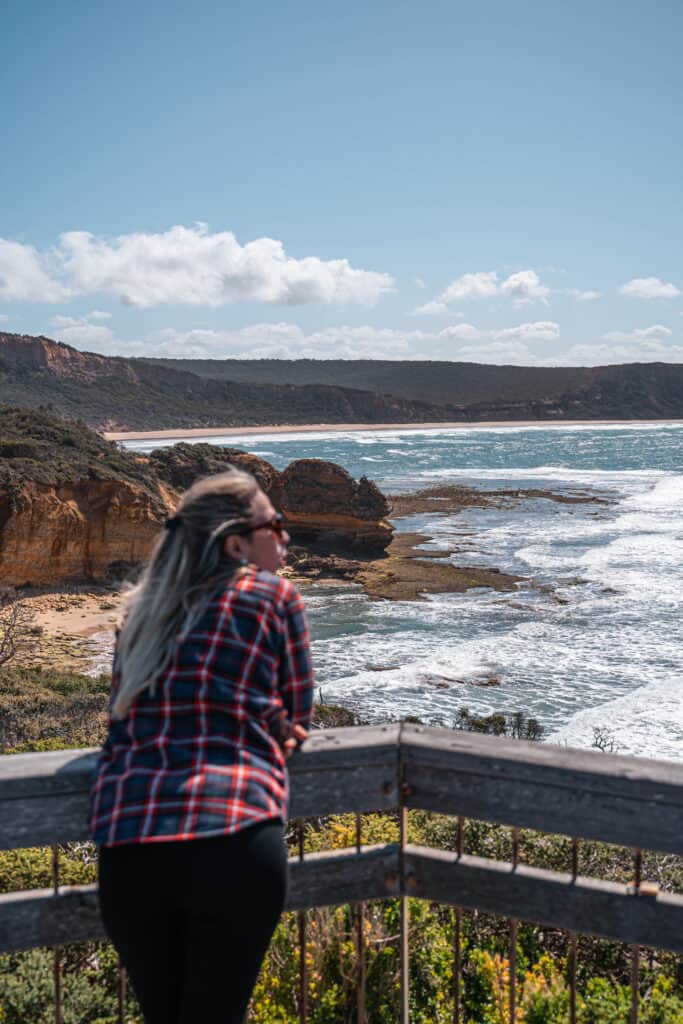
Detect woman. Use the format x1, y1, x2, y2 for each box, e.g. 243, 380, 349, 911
90, 469, 315, 1023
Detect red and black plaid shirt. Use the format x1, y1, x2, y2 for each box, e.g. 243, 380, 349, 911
90, 570, 314, 846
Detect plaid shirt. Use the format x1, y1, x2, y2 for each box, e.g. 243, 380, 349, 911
90, 570, 314, 846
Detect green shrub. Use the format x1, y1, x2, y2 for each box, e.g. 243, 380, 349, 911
0, 947, 142, 1024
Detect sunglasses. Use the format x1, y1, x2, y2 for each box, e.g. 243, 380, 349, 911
234, 512, 287, 538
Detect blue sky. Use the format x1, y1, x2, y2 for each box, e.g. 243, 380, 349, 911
1, 0, 682, 364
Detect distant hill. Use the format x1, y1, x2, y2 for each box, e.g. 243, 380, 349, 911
0, 333, 462, 431
3, 332, 683, 429
143, 356, 683, 419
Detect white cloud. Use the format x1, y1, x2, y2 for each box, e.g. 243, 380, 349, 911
0, 226, 395, 308
58, 224, 395, 307
414, 277, 426, 289
0, 239, 68, 302
442, 271, 499, 303
414, 268, 551, 314
52, 316, 561, 365
48, 314, 683, 367
438, 323, 483, 342
60, 322, 423, 361
558, 340, 683, 366
492, 321, 560, 343
453, 339, 536, 365
0, 313, 8, 323
49, 312, 115, 350
413, 300, 449, 316
500, 270, 550, 305
603, 324, 672, 343
412, 272, 498, 314
564, 288, 602, 301
620, 277, 680, 299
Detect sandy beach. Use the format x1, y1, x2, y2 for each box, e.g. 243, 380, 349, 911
105, 418, 683, 442
15, 585, 121, 674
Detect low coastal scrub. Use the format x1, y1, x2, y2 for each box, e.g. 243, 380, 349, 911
0, 665, 110, 753
1, 669, 682, 1022
1, 834, 682, 1022
0, 406, 163, 499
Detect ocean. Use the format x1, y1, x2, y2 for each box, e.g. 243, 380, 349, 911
129, 423, 683, 761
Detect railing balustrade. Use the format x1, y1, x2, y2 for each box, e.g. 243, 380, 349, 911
2, 722, 683, 1022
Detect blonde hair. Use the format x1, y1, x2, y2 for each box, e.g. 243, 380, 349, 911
112, 468, 259, 719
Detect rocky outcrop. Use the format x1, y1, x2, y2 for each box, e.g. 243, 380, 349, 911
148, 444, 393, 555
147, 443, 283, 502
279, 458, 392, 554
0, 333, 132, 382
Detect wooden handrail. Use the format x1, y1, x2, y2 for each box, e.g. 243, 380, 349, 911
2, 723, 683, 956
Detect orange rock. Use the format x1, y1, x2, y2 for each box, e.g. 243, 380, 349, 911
0, 479, 175, 586
149, 446, 393, 557
280, 459, 392, 554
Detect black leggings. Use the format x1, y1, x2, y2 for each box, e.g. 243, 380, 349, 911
98, 821, 287, 1024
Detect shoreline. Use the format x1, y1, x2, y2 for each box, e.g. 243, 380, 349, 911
105, 417, 683, 442
18, 483, 575, 667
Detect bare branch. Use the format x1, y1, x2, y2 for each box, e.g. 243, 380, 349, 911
0, 587, 35, 670
591, 725, 618, 754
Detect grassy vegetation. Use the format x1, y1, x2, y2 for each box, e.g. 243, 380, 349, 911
0, 405, 168, 514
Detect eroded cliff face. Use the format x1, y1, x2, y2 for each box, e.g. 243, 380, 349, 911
0, 479, 176, 586
0, 333, 128, 381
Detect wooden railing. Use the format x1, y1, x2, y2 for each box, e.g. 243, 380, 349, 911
2, 722, 683, 1022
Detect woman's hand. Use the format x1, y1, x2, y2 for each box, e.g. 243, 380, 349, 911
269, 709, 308, 757
283, 723, 308, 758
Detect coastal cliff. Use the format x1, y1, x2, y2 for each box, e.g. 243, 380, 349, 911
0, 479, 171, 585
0, 408, 175, 585
0, 413, 393, 586
0, 332, 458, 431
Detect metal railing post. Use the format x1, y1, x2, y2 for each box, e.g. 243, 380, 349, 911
399, 727, 409, 1024
452, 815, 465, 1024
116, 958, 127, 1024
631, 849, 643, 1024
508, 827, 520, 1024
51, 844, 63, 1024
297, 820, 308, 1024
355, 812, 367, 1024
569, 838, 579, 1024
